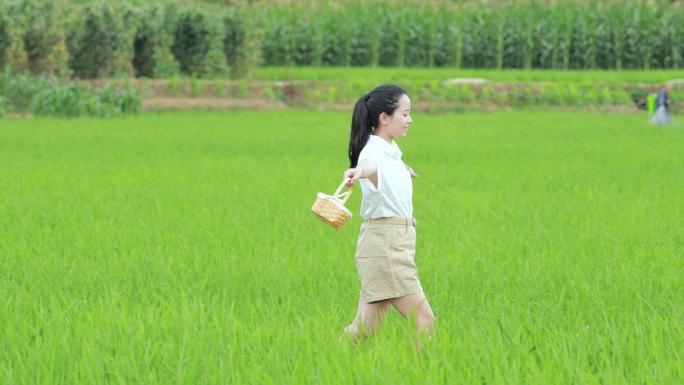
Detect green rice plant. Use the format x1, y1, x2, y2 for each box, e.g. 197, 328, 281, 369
598, 87, 613, 105
544, 85, 560, 105
166, 74, 182, 96
523, 85, 539, 105
343, 79, 366, 102
427, 80, 440, 100
670, 89, 683, 113
326, 85, 339, 104
310, 87, 324, 105
2, 110, 682, 384
262, 83, 276, 101
552, 86, 569, 106
583, 88, 600, 105
410, 81, 430, 102
456, 84, 476, 104
438, 83, 458, 102
140, 77, 155, 98
479, 84, 493, 104
236, 78, 249, 98
253, 67, 684, 85
507, 85, 524, 107
613, 87, 635, 106
564, 83, 584, 106
274, 87, 285, 102
625, 84, 649, 107
189, 74, 204, 97
213, 80, 227, 97
495, 86, 510, 106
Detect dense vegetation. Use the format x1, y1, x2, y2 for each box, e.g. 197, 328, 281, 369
2, 110, 683, 384
0, 1, 682, 79
0, 72, 141, 117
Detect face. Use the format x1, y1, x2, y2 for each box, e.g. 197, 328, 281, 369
379, 94, 412, 140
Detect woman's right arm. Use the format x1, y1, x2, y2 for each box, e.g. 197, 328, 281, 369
344, 159, 378, 188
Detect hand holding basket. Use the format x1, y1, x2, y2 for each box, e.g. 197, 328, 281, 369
311, 178, 355, 229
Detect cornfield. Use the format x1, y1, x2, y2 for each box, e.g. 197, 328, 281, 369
0, 1, 682, 79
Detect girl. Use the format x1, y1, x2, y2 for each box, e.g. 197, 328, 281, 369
341, 84, 435, 349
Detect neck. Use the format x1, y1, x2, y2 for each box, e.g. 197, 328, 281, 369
374, 128, 393, 144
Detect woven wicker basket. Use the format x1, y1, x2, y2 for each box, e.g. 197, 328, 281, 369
311, 178, 355, 229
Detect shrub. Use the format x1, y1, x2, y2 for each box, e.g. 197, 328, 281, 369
0, 72, 140, 117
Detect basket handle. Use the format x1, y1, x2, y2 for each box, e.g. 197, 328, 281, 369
332, 178, 354, 204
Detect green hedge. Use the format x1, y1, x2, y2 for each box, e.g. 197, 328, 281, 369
0, 1, 682, 79
0, 0, 252, 79
0, 72, 141, 117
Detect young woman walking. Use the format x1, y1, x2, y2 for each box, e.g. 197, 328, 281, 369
340, 84, 435, 349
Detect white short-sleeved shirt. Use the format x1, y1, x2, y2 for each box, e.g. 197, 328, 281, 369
357, 135, 413, 219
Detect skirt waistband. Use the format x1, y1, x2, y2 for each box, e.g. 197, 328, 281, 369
364, 217, 417, 226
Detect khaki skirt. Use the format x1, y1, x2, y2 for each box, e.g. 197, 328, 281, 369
355, 217, 423, 303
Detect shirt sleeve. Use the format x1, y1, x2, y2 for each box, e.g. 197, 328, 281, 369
357, 144, 370, 164
358, 145, 383, 193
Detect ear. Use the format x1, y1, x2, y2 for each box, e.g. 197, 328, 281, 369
379, 112, 390, 126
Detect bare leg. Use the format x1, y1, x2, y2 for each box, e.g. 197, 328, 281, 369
389, 291, 435, 352
340, 293, 391, 343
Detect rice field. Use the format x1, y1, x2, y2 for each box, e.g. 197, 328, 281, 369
1, 110, 683, 384
254, 67, 684, 85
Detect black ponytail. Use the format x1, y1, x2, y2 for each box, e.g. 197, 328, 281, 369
349, 94, 371, 168
348, 84, 407, 167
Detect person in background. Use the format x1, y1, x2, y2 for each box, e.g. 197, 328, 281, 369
650, 83, 673, 125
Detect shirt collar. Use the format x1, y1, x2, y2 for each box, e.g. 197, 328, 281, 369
369, 135, 402, 160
